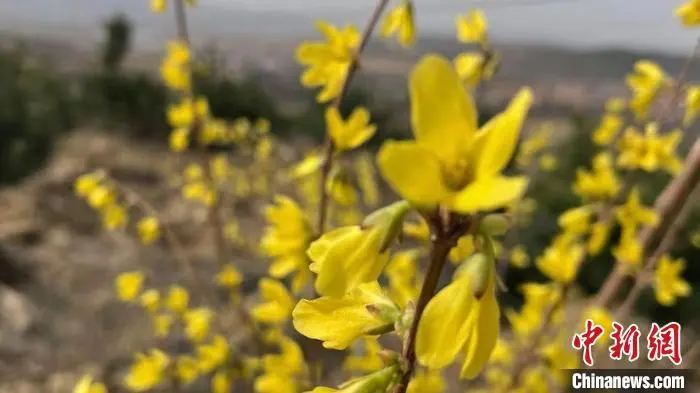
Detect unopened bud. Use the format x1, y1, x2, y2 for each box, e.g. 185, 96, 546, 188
478, 213, 510, 236
362, 200, 412, 252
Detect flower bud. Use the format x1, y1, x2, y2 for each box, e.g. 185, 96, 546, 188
478, 213, 510, 236
362, 200, 412, 251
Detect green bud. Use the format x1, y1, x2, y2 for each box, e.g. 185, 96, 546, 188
362, 200, 412, 252
455, 253, 494, 299
365, 302, 401, 324
335, 365, 399, 393
478, 213, 511, 236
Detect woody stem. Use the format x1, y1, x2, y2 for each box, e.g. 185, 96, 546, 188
394, 213, 468, 393
315, 0, 390, 235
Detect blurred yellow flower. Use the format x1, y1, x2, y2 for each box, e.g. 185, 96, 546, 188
124, 349, 169, 392
381, 0, 416, 47
326, 106, 377, 152
139, 289, 160, 313
166, 285, 189, 314
296, 21, 360, 103
73, 375, 106, 393
456, 9, 488, 45
115, 271, 144, 302
137, 216, 160, 245
251, 278, 295, 325
654, 255, 691, 306
183, 307, 213, 342
676, 0, 700, 27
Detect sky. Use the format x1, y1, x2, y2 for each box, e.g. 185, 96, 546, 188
0, 0, 697, 55
207, 0, 695, 54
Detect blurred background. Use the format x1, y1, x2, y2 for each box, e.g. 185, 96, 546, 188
0, 0, 699, 391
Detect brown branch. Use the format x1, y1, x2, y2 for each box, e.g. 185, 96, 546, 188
593, 136, 700, 308
591, 38, 700, 308
315, 0, 391, 235
393, 213, 469, 393
613, 180, 700, 321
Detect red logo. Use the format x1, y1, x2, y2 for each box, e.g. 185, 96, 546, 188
572, 319, 605, 366
647, 322, 682, 365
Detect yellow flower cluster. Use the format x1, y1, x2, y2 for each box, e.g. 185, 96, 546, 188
74, 172, 128, 230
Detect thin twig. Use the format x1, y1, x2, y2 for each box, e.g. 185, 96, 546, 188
171, 0, 263, 350
393, 213, 470, 393
613, 181, 700, 321
591, 37, 700, 308
315, 0, 391, 235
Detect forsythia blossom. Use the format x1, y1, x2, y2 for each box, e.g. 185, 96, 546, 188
378, 55, 533, 214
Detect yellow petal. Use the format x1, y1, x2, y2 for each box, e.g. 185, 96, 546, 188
450, 176, 527, 213
460, 283, 499, 379
292, 283, 390, 350
473, 87, 534, 178
377, 141, 452, 206
409, 54, 477, 164
416, 275, 473, 368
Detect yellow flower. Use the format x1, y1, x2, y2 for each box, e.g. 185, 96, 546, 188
160, 40, 191, 92
617, 123, 683, 174
416, 254, 499, 379
255, 373, 299, 393
456, 9, 488, 45
509, 245, 529, 268
541, 336, 580, 384
252, 278, 295, 325
615, 188, 658, 230
259, 334, 307, 380
377, 55, 532, 213
87, 186, 114, 209
536, 235, 584, 284
308, 366, 398, 393
403, 217, 430, 242
290, 152, 325, 179
676, 0, 700, 27
167, 96, 209, 129
654, 255, 691, 306
152, 313, 173, 338
449, 235, 476, 263
296, 21, 360, 103
587, 220, 612, 256
124, 349, 169, 392
102, 204, 128, 230
150, 0, 166, 13
293, 281, 398, 350
169, 128, 190, 152
454, 52, 498, 87
573, 152, 621, 200
307, 201, 410, 297
216, 264, 243, 288
327, 168, 359, 207
212, 370, 232, 393
115, 271, 144, 302
74, 173, 101, 198
626, 60, 669, 120
593, 113, 623, 145
343, 337, 385, 373
175, 355, 199, 384
197, 335, 230, 372
183, 308, 213, 342
73, 374, 106, 393
407, 369, 445, 393
137, 216, 160, 245
326, 106, 377, 151
381, 0, 416, 47
558, 205, 593, 236
166, 285, 189, 314
613, 226, 643, 266
506, 282, 561, 340
139, 289, 160, 313
261, 195, 314, 293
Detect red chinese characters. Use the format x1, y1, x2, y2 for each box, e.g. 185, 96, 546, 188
572, 320, 682, 367
572, 319, 605, 366
609, 322, 641, 361
647, 322, 682, 365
